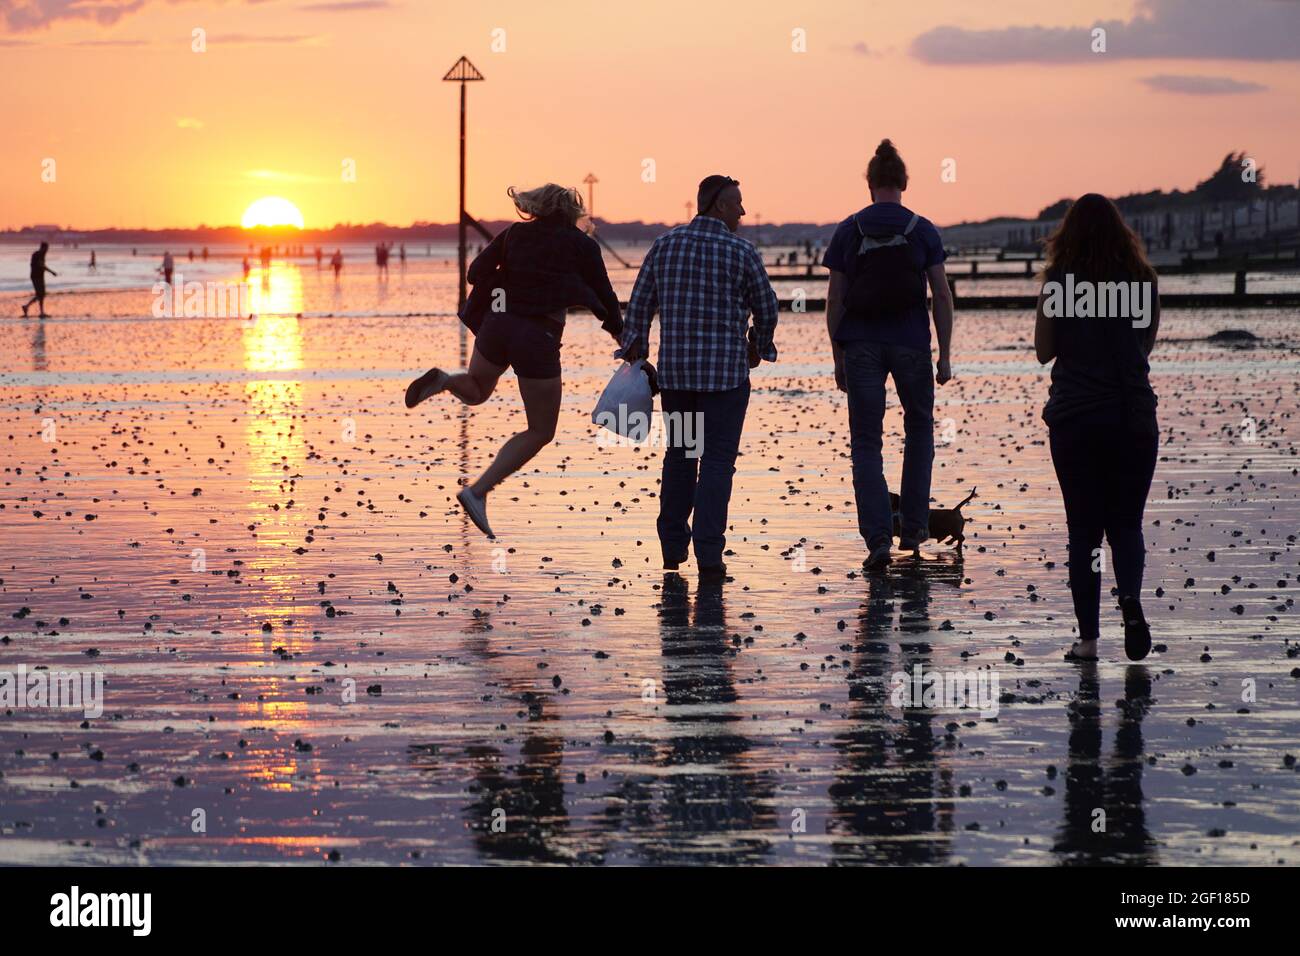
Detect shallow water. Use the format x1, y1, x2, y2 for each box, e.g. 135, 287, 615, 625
1, 258, 1298, 865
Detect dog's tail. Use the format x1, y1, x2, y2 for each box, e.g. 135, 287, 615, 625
954, 486, 977, 510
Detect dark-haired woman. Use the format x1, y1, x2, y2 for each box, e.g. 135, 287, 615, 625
1034, 193, 1160, 661
404, 183, 623, 538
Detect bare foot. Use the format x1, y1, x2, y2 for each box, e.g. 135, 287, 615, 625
1065, 638, 1099, 662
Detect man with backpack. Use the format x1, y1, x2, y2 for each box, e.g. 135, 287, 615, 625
822, 139, 954, 571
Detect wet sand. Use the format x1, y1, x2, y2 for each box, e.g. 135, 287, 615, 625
1, 259, 1298, 865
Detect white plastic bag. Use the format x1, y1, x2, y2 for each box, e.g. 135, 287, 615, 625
592, 360, 654, 442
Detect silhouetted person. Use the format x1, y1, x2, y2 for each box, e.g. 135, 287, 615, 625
21, 242, 57, 317
621, 174, 779, 582
823, 139, 953, 572
161, 251, 175, 285
260, 246, 272, 270
399, 242, 406, 264
404, 183, 623, 539
330, 249, 343, 278
242, 256, 251, 280
201, 246, 209, 261
1035, 193, 1160, 663
315, 247, 323, 269
88, 250, 97, 271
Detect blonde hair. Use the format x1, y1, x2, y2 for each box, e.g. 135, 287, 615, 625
508, 183, 587, 227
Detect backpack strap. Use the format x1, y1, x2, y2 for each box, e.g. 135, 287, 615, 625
854, 212, 919, 242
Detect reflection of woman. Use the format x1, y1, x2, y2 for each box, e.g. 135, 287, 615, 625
1034, 194, 1160, 662
1054, 663, 1155, 864
404, 185, 623, 538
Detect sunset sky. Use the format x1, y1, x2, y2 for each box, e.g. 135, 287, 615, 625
2, 0, 1298, 230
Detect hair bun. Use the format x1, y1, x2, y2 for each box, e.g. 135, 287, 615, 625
876, 138, 897, 157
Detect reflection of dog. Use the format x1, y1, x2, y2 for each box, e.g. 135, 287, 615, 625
889, 487, 977, 549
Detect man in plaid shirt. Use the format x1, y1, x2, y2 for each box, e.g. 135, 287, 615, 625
621, 175, 779, 581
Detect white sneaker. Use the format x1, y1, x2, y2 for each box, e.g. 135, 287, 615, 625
457, 488, 494, 538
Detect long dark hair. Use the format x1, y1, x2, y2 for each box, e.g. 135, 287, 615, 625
1041, 193, 1154, 281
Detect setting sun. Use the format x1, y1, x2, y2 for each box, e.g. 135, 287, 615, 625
241, 197, 305, 230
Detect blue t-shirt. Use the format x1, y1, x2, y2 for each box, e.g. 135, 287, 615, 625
821, 202, 946, 349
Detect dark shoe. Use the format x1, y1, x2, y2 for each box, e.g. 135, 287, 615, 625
405, 367, 449, 408
862, 544, 892, 572
1121, 595, 1152, 661
663, 549, 688, 571
698, 563, 728, 583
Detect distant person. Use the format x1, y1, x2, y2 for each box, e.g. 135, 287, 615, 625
330, 249, 343, 278
822, 138, 953, 571
201, 246, 209, 261
88, 250, 97, 271
315, 247, 323, 269
404, 183, 624, 538
187, 249, 194, 262
242, 256, 251, 280
161, 251, 175, 285
620, 174, 779, 582
399, 243, 406, 265
260, 246, 272, 270
21, 242, 57, 317
1034, 193, 1160, 663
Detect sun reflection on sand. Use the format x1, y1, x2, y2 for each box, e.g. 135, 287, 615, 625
245, 262, 304, 321
242, 265, 309, 643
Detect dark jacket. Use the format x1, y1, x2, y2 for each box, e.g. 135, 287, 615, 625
1042, 266, 1158, 432
464, 212, 622, 336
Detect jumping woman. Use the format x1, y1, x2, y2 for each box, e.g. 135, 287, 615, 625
404, 183, 623, 538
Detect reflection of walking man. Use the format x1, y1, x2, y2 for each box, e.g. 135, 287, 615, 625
22, 242, 57, 318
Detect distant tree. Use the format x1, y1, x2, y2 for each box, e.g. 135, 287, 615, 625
1194, 151, 1263, 202
1036, 198, 1072, 220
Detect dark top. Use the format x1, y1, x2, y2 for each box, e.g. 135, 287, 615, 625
1042, 265, 1158, 432
31, 249, 47, 278
821, 201, 946, 350
467, 212, 622, 337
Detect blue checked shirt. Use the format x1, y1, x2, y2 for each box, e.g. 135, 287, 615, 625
621, 215, 779, 392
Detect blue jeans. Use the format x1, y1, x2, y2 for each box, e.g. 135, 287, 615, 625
843, 341, 934, 548
657, 382, 750, 567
